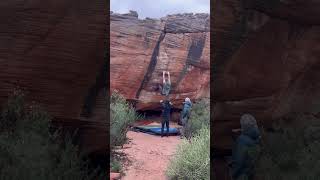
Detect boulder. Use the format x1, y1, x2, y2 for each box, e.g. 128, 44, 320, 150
110, 12, 210, 111
213, 0, 320, 150
0, 0, 107, 155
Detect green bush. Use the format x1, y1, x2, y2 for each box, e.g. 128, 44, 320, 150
110, 158, 122, 173
254, 114, 320, 180
167, 127, 210, 180
0, 90, 105, 180
183, 98, 210, 139
110, 91, 139, 148
0, 89, 25, 132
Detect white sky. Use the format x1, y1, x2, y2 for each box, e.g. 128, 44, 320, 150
110, 0, 210, 19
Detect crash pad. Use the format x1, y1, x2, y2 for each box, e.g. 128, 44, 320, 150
133, 125, 180, 136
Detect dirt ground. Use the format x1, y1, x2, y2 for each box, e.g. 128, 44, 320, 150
118, 122, 181, 180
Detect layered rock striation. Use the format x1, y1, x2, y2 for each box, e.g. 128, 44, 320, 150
0, 0, 107, 155
213, 0, 320, 150
110, 11, 210, 111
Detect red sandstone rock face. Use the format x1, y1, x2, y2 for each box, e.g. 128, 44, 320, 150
0, 0, 106, 155
110, 12, 210, 110
213, 0, 320, 150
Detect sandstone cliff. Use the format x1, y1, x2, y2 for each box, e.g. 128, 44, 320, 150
0, 0, 107, 155
110, 11, 210, 111
213, 0, 320, 150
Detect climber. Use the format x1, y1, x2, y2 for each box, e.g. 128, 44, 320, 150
180, 97, 192, 126
230, 114, 261, 180
160, 97, 173, 137
161, 71, 171, 96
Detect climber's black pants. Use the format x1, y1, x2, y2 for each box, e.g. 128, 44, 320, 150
161, 116, 170, 136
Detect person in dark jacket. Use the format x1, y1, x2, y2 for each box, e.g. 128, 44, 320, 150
231, 114, 261, 180
160, 98, 173, 137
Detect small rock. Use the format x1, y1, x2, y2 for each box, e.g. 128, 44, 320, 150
129, 10, 138, 17
110, 172, 121, 180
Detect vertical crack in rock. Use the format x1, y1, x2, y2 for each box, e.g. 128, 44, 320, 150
81, 60, 107, 118
174, 33, 206, 88
213, 0, 284, 77
135, 32, 166, 99
213, 1, 252, 76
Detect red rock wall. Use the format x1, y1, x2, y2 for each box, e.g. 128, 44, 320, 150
0, 0, 107, 155
110, 12, 210, 110
213, 0, 320, 150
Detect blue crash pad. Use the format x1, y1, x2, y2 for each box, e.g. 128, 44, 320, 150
133, 125, 180, 136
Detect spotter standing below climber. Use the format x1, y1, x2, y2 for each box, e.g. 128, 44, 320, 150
160, 98, 173, 137
180, 97, 192, 126
231, 114, 261, 180
161, 71, 171, 96
179, 97, 193, 138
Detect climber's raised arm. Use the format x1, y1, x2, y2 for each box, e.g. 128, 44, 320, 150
163, 71, 166, 84
167, 71, 171, 84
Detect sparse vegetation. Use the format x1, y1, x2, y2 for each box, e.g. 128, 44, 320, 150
254, 113, 320, 180
167, 98, 210, 180
167, 127, 210, 180
0, 89, 105, 180
183, 98, 210, 139
110, 157, 122, 173
110, 91, 140, 148
110, 91, 140, 174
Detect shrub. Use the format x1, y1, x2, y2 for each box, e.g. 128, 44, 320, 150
183, 98, 210, 139
0, 89, 25, 132
110, 91, 139, 148
0, 90, 105, 180
254, 114, 320, 180
167, 127, 210, 180
110, 158, 122, 173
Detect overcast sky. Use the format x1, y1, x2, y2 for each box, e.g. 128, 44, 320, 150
110, 0, 210, 19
